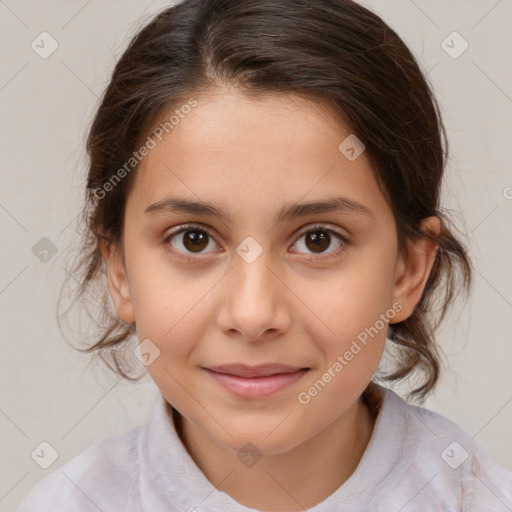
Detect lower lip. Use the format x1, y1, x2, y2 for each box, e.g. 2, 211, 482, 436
204, 368, 309, 399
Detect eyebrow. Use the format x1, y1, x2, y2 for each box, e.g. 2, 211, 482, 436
143, 195, 374, 223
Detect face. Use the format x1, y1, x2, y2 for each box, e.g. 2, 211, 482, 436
102, 90, 439, 455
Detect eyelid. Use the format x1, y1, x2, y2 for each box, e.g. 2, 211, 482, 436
294, 222, 349, 241
165, 223, 219, 244
166, 222, 215, 237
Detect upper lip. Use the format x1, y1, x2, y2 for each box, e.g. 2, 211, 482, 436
205, 364, 308, 378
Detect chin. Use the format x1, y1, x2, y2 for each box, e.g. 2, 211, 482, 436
214, 422, 306, 456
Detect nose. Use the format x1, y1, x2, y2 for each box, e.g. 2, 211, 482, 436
216, 250, 292, 342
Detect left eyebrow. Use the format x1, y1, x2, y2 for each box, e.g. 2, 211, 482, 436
143, 195, 374, 223
275, 196, 374, 223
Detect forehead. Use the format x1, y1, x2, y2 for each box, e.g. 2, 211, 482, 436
127, 91, 389, 222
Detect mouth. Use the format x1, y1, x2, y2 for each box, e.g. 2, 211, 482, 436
202, 364, 310, 399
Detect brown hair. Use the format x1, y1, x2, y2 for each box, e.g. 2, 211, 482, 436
58, 0, 472, 402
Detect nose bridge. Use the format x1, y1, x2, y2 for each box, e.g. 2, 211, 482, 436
234, 247, 277, 299
217, 243, 291, 340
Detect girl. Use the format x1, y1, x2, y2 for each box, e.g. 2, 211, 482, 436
18, 0, 512, 510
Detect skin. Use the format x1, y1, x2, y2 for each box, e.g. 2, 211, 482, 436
101, 89, 440, 511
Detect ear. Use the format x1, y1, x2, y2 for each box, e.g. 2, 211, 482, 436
99, 240, 135, 324
390, 216, 441, 324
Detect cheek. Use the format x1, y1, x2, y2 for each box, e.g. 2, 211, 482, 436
132, 279, 208, 352
126, 253, 224, 377
299, 243, 396, 367
131, 269, 211, 411
126, 242, 210, 334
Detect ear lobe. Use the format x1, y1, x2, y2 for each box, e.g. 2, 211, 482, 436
390, 216, 441, 324
99, 240, 135, 324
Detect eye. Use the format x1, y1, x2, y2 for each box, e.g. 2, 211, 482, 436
163, 224, 220, 261
291, 224, 348, 261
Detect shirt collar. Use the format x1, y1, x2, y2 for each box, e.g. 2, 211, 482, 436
138, 384, 406, 511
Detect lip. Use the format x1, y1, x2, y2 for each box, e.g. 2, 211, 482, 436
203, 364, 310, 399
207, 363, 307, 378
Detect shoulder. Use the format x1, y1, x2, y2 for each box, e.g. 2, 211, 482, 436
377, 387, 512, 510
16, 425, 143, 512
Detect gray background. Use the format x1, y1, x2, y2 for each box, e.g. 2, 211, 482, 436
1, 0, 511, 510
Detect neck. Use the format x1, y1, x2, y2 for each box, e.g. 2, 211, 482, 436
172, 390, 379, 511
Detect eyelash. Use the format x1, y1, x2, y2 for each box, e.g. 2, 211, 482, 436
163, 223, 349, 263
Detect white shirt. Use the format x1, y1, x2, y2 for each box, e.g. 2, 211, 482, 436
17, 386, 512, 511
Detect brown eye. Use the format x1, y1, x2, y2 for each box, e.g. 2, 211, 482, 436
292, 226, 347, 258
166, 226, 219, 257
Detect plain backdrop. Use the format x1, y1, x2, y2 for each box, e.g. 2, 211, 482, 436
1, 1, 511, 510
